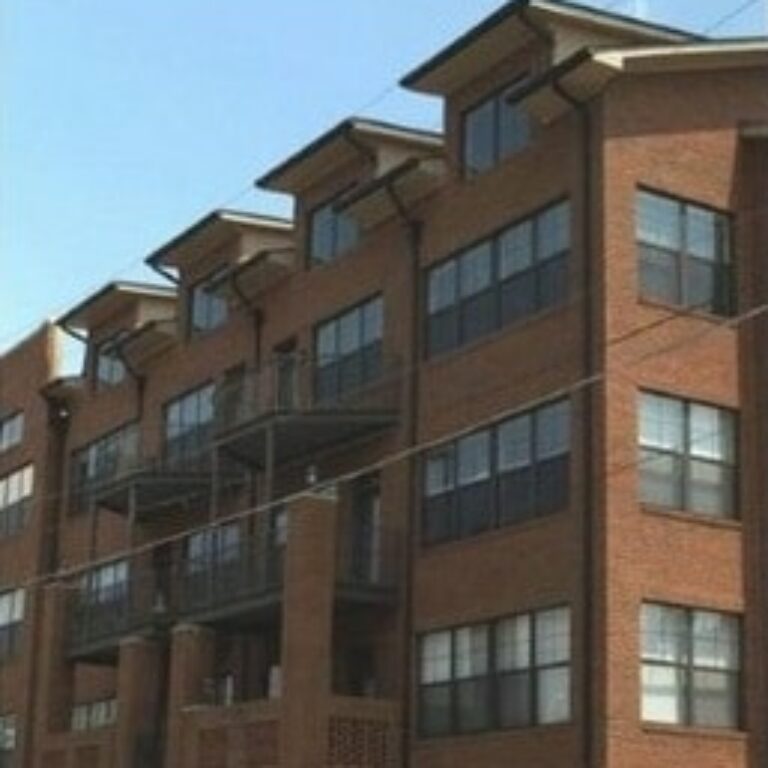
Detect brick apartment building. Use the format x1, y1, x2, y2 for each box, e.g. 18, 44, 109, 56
1, 1, 767, 766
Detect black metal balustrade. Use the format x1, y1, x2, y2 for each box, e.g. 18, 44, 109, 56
336, 524, 400, 603
68, 514, 401, 659
213, 354, 402, 467
68, 555, 168, 660
176, 531, 285, 622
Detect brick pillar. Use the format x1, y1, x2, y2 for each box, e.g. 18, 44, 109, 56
164, 623, 215, 768
115, 636, 162, 768
279, 492, 338, 768
33, 583, 74, 740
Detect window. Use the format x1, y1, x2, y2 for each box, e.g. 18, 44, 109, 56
314, 296, 383, 403
0, 714, 15, 766
70, 424, 139, 514
0, 413, 23, 454
71, 699, 118, 731
426, 200, 570, 357
419, 606, 571, 737
636, 190, 732, 315
79, 560, 129, 606
94, 333, 127, 388
164, 383, 215, 470
191, 270, 228, 333
0, 589, 24, 662
463, 76, 531, 176
0, 465, 33, 537
639, 393, 736, 518
423, 399, 569, 544
641, 603, 740, 729
309, 198, 359, 265
185, 523, 241, 574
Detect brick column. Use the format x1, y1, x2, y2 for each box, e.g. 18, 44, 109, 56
164, 623, 216, 768
115, 635, 162, 768
33, 583, 73, 740
279, 492, 338, 768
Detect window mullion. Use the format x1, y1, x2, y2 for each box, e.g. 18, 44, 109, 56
679, 204, 689, 307
530, 611, 538, 725
686, 609, 695, 726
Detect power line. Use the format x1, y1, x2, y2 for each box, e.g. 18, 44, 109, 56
703, 0, 761, 33
4, 281, 766, 592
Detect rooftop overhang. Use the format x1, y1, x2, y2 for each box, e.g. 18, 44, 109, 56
337, 156, 448, 230
400, 0, 700, 95
57, 282, 177, 337
145, 209, 293, 277
210, 247, 296, 305
119, 318, 179, 372
512, 40, 768, 125
256, 118, 444, 195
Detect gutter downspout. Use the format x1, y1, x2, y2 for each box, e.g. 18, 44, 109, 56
551, 76, 597, 768
383, 179, 422, 768
229, 268, 264, 366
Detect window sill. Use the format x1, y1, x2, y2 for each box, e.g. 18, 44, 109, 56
642, 723, 747, 741
414, 720, 573, 747
640, 504, 741, 531
423, 301, 573, 371
460, 141, 536, 187
419, 508, 567, 557
636, 297, 736, 327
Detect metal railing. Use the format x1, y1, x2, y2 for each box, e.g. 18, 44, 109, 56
336, 525, 400, 594
176, 533, 284, 618
68, 554, 167, 654
214, 352, 402, 436
69, 514, 401, 654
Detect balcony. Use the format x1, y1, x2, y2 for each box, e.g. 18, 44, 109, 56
67, 497, 400, 659
214, 354, 401, 468
68, 553, 168, 662
75, 435, 225, 519
175, 530, 285, 627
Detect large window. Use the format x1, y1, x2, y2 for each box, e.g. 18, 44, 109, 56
419, 606, 571, 737
185, 523, 241, 575
191, 270, 228, 333
427, 200, 570, 357
463, 76, 530, 176
164, 383, 215, 470
641, 603, 741, 729
0, 589, 24, 662
639, 392, 736, 519
71, 699, 118, 732
0, 465, 33, 537
314, 296, 383, 403
0, 713, 15, 767
423, 399, 569, 544
309, 197, 359, 266
70, 424, 139, 514
79, 560, 129, 606
0, 412, 23, 454
94, 333, 127, 389
636, 190, 732, 315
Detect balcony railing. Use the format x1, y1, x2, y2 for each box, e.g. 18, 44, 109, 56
214, 353, 402, 436
68, 512, 400, 656
176, 533, 285, 620
336, 525, 400, 599
68, 555, 167, 658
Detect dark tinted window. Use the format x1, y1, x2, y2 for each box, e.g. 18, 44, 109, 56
426, 200, 570, 358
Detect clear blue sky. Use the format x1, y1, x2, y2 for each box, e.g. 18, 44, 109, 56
1, 0, 764, 353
